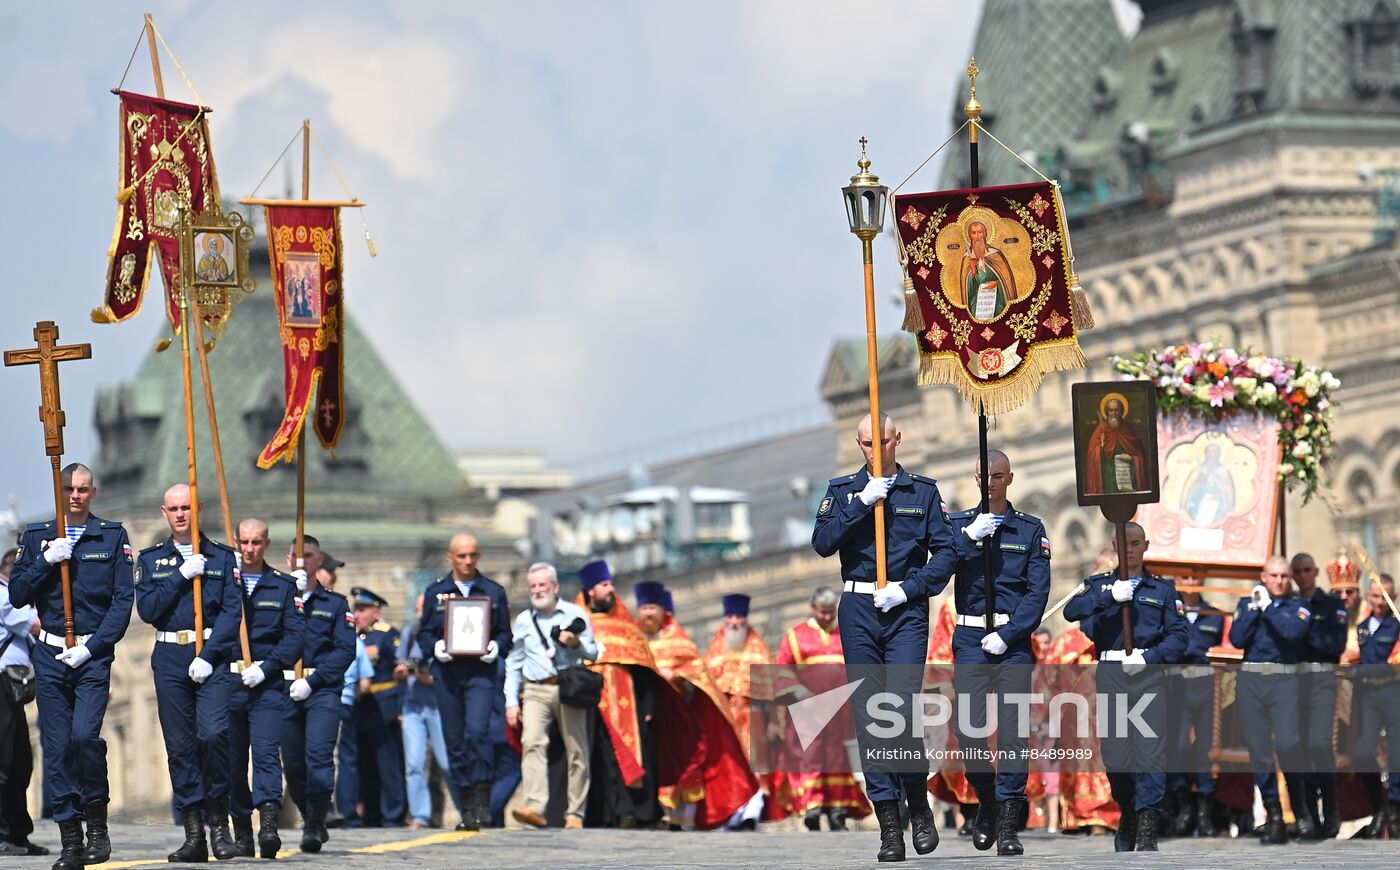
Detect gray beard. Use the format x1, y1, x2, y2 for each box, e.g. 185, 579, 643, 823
724, 624, 747, 652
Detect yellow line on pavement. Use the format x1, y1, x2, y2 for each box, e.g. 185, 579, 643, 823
89, 862, 160, 870
351, 830, 479, 853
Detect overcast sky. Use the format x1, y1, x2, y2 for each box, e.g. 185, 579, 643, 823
0, 1, 1138, 518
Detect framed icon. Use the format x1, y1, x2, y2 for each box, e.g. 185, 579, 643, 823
1071, 380, 1160, 508
283, 252, 323, 327
444, 597, 491, 656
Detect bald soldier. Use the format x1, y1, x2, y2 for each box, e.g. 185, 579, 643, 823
416, 534, 512, 830
135, 484, 244, 862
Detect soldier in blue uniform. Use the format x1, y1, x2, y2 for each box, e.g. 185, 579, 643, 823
226, 518, 303, 858
8, 463, 133, 870
902, 449, 1048, 856
1227, 554, 1310, 845
348, 587, 408, 827
1353, 574, 1400, 838
1289, 552, 1347, 839
134, 483, 244, 862
1065, 522, 1188, 853
812, 413, 995, 863
281, 540, 354, 852
416, 533, 511, 831
1165, 588, 1225, 837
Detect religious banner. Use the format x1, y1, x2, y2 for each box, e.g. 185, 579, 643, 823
893, 181, 1087, 415
256, 204, 345, 467
96, 91, 220, 331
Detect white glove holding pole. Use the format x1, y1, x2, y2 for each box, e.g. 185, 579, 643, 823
963, 513, 999, 542
858, 476, 894, 507
1122, 651, 1147, 675
188, 657, 213, 684
981, 632, 1008, 656
480, 639, 499, 665
44, 538, 74, 565
434, 638, 453, 663
242, 662, 266, 688
56, 644, 92, 669
179, 554, 207, 580
291, 569, 308, 593
289, 678, 312, 702
1250, 584, 1271, 611
872, 583, 907, 613
1111, 579, 1135, 603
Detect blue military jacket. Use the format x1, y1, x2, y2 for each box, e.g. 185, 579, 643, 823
8, 515, 134, 658
297, 587, 355, 691
812, 465, 961, 592
134, 534, 243, 666
922, 504, 1049, 646
1179, 599, 1226, 664
1065, 571, 1189, 665
1300, 588, 1348, 664
237, 566, 303, 676
416, 572, 512, 672
360, 620, 404, 716
1227, 595, 1310, 663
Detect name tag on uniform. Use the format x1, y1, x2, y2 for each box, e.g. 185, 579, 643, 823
152, 571, 174, 579
1200, 623, 1220, 633
893, 506, 924, 517
1139, 596, 1165, 607
311, 609, 334, 619
81, 552, 112, 560
999, 542, 1027, 552
255, 600, 283, 609
206, 569, 224, 577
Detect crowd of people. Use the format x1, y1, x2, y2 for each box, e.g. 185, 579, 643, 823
0, 421, 1397, 866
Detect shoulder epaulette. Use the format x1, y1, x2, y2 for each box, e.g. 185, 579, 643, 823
140, 542, 165, 554
1087, 571, 1115, 582
98, 519, 123, 529
909, 473, 938, 485
372, 619, 391, 632
205, 539, 236, 554
829, 473, 857, 485
26, 521, 52, 531
951, 508, 978, 519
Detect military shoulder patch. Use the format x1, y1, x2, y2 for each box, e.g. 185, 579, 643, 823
1040, 536, 1052, 557
1175, 599, 1186, 615
1297, 607, 1311, 620
134, 564, 142, 584
817, 496, 833, 517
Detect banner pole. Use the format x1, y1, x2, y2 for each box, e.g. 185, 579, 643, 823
177, 231, 206, 656
294, 119, 311, 680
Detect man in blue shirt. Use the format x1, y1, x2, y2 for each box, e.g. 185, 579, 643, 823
505, 563, 599, 828
1354, 574, 1400, 838
1165, 588, 1225, 837
1227, 555, 1310, 845
396, 593, 454, 828
1290, 552, 1347, 839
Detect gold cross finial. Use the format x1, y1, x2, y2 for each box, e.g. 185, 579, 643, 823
964, 57, 983, 123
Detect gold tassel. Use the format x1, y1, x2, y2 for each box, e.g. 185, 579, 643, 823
1069, 274, 1095, 331
901, 277, 925, 333
90, 307, 113, 324
155, 337, 172, 353
116, 185, 136, 204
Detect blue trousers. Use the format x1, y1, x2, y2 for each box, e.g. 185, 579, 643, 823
952, 628, 1033, 802
402, 701, 451, 824
431, 662, 496, 791
152, 645, 230, 810
335, 703, 359, 822
1238, 672, 1302, 800
281, 686, 342, 811
838, 591, 929, 803
228, 671, 288, 815
490, 742, 522, 827
355, 694, 406, 826
32, 644, 112, 823
1165, 671, 1216, 797
1096, 665, 1167, 813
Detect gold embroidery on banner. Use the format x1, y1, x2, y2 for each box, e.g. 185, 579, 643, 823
125, 212, 144, 241
1007, 280, 1053, 342
296, 225, 308, 244
310, 227, 337, 271
114, 254, 139, 304
1003, 197, 1060, 255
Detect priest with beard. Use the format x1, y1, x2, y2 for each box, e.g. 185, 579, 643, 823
634, 581, 759, 831
706, 594, 778, 827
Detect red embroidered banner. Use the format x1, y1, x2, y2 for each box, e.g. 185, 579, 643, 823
256, 205, 344, 467
893, 181, 1086, 415
97, 91, 219, 330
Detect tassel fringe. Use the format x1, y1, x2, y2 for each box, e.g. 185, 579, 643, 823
901, 277, 925, 333
917, 343, 1087, 416
1069, 275, 1095, 331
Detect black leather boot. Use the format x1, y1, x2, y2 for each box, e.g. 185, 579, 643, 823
232, 816, 255, 857
872, 799, 905, 863
1194, 793, 1218, 838
1289, 779, 1318, 841
825, 807, 848, 831
1114, 809, 1136, 852
803, 808, 822, 831
1319, 779, 1340, 839
971, 796, 997, 851
905, 784, 938, 854
996, 799, 1024, 855
473, 782, 493, 829
301, 801, 326, 853
256, 801, 281, 859
957, 803, 976, 836
83, 801, 111, 864
1260, 798, 1286, 845
455, 785, 479, 832
1171, 789, 1193, 837
1135, 808, 1160, 852
52, 819, 85, 870
207, 796, 237, 860
169, 806, 209, 863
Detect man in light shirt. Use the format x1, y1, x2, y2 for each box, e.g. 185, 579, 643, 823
0, 547, 44, 857
504, 563, 600, 829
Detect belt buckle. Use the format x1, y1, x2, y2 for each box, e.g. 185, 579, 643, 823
178, 629, 194, 645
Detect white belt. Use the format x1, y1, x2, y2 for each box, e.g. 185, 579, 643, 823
282, 668, 316, 680
956, 614, 1010, 628
1178, 665, 1213, 679
1100, 650, 1126, 662
155, 628, 213, 645
1298, 662, 1333, 673
1241, 662, 1297, 675
843, 580, 877, 595
38, 630, 92, 649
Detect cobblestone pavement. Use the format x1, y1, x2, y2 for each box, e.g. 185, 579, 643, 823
5, 823, 1393, 869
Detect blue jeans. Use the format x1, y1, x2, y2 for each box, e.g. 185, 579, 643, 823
402, 702, 450, 825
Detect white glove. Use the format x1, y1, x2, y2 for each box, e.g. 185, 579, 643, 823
179, 554, 207, 580
1122, 651, 1147, 675
188, 657, 214, 684
291, 569, 308, 593
56, 644, 92, 669
44, 538, 74, 565
1250, 584, 1271, 611
241, 662, 266, 688
980, 631, 1008, 656
289, 678, 313, 702
480, 639, 499, 665
858, 476, 894, 507
872, 583, 908, 613
963, 513, 998, 542
1111, 580, 1135, 603
433, 638, 453, 663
